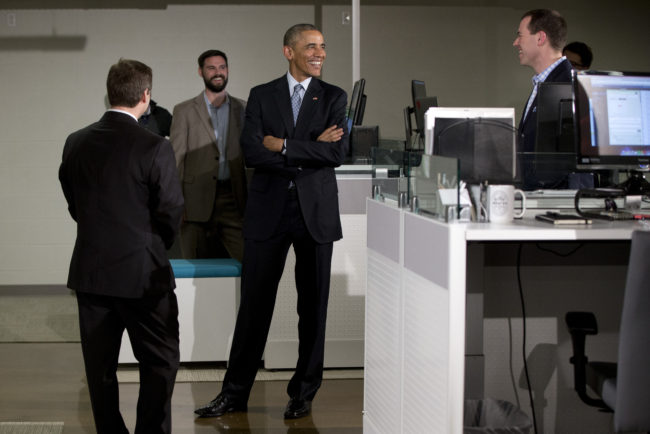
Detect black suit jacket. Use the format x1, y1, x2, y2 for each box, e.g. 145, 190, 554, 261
59, 111, 184, 298
240, 76, 348, 244
518, 58, 573, 153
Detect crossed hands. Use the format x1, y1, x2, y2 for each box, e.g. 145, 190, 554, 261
316, 125, 345, 143
262, 125, 344, 153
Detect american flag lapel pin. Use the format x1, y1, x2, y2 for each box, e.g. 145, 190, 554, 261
313, 97, 318, 101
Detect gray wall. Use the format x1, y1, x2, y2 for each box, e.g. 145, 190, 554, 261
359, 3, 650, 138
1, 2, 649, 284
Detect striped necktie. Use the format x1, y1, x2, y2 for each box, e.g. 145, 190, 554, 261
291, 84, 303, 126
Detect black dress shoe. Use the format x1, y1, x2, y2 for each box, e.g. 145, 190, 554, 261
194, 393, 247, 418
283, 398, 312, 419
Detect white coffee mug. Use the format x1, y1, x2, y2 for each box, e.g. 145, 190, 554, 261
487, 185, 526, 223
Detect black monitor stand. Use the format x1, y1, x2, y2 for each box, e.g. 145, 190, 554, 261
574, 179, 649, 220
617, 170, 650, 195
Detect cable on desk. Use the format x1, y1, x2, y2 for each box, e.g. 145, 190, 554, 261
516, 243, 539, 434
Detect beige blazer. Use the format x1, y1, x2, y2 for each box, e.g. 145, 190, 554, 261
170, 92, 247, 222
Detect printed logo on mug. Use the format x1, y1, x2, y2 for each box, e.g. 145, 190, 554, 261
487, 185, 526, 223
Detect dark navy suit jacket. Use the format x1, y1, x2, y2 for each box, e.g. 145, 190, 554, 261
518, 58, 573, 154
518, 58, 573, 189
240, 76, 348, 244
59, 111, 184, 298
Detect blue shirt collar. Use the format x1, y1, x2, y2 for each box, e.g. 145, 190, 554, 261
532, 56, 567, 85
203, 91, 230, 111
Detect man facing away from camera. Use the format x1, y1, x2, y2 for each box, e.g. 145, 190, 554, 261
59, 58, 184, 434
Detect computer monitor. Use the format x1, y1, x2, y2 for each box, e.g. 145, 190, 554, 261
528, 82, 578, 188
403, 106, 413, 146
536, 82, 576, 153
425, 107, 517, 184
414, 96, 439, 139
574, 70, 650, 171
347, 78, 366, 132
404, 79, 438, 150
357, 94, 367, 125
411, 79, 427, 107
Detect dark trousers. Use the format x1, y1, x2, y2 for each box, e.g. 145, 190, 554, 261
222, 188, 333, 402
180, 181, 244, 262
76, 291, 180, 434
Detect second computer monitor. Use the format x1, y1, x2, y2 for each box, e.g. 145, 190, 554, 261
535, 82, 575, 153
414, 96, 439, 138
411, 79, 436, 136
425, 107, 517, 184
529, 82, 577, 189
411, 79, 427, 105
347, 78, 366, 132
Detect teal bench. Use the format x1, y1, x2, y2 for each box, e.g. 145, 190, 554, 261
119, 258, 242, 364
170, 258, 242, 278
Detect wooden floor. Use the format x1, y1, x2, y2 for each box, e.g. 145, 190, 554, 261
0, 342, 364, 433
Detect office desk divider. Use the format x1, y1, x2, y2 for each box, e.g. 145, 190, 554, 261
370, 147, 408, 202
369, 149, 461, 221
408, 153, 461, 221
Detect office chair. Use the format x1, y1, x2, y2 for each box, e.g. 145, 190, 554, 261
566, 230, 650, 433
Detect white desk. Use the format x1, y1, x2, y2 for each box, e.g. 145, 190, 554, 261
364, 198, 647, 434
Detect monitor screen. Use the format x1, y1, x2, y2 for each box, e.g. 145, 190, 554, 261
528, 82, 577, 189
536, 82, 575, 153
411, 79, 427, 106
411, 80, 428, 135
357, 94, 367, 125
414, 96, 438, 139
346, 78, 366, 132
574, 71, 650, 170
424, 107, 517, 184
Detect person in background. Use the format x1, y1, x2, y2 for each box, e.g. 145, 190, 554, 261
139, 99, 173, 137
169, 49, 247, 262
59, 58, 184, 434
563, 41, 593, 71
194, 23, 348, 420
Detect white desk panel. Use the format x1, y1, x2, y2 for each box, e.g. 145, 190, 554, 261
365, 198, 649, 434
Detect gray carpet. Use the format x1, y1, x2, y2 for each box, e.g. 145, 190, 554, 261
0, 288, 80, 343
117, 366, 364, 383
0, 422, 64, 434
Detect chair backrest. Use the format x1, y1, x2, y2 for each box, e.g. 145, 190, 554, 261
614, 230, 650, 432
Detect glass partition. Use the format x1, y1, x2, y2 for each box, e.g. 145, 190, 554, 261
408, 153, 461, 221
370, 147, 409, 202
370, 148, 463, 221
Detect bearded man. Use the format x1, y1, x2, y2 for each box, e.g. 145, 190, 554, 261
169, 49, 247, 261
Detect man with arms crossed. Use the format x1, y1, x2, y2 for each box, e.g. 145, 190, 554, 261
170, 49, 247, 261
59, 59, 184, 434
194, 23, 348, 420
